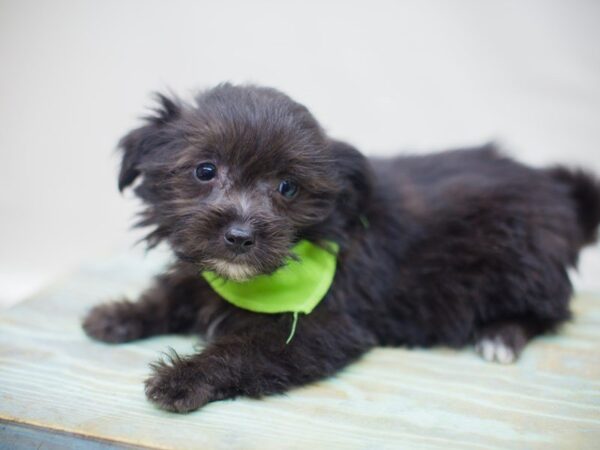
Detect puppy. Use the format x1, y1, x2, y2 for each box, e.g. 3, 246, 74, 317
83, 83, 600, 413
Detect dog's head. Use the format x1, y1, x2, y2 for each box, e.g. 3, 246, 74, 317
119, 84, 371, 280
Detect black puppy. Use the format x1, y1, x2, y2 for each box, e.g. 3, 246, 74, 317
83, 83, 600, 413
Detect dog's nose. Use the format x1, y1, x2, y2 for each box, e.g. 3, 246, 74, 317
224, 226, 255, 253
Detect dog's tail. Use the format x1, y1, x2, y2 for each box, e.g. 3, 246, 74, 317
548, 166, 600, 246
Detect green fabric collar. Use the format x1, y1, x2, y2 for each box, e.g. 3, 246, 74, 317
202, 240, 339, 316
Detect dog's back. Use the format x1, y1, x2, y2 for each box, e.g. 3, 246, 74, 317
370, 144, 600, 253
358, 144, 600, 350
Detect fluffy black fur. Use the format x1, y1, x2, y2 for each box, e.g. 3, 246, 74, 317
83, 83, 600, 412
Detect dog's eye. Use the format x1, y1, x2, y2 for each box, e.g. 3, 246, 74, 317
195, 163, 217, 181
278, 180, 298, 198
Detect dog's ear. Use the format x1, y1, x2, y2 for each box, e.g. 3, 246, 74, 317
118, 93, 182, 191
330, 140, 373, 217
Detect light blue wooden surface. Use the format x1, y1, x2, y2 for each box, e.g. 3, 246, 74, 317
0, 250, 599, 449
0, 420, 145, 450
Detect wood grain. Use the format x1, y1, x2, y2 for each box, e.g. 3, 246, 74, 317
0, 249, 599, 449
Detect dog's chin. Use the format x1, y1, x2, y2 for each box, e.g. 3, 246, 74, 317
207, 260, 259, 282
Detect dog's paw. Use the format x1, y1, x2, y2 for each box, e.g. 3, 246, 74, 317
82, 300, 144, 343
475, 321, 529, 364
475, 337, 517, 364
145, 354, 214, 413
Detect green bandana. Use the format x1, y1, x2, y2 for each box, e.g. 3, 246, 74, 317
202, 240, 339, 343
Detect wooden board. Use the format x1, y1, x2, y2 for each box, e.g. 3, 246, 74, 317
1, 249, 599, 449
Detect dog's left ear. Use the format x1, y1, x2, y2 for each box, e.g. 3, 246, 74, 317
118, 93, 182, 191
329, 140, 373, 218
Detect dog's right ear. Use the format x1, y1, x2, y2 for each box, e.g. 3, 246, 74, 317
118, 93, 182, 191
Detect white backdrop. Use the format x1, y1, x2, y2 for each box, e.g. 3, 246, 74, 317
1, 0, 599, 305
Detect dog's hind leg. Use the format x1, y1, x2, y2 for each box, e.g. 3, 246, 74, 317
473, 318, 556, 364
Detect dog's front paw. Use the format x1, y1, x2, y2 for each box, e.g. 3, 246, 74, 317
83, 300, 145, 343
145, 355, 214, 413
